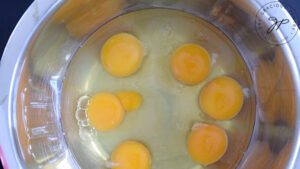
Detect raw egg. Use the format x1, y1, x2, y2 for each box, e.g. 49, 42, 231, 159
117, 91, 142, 111
111, 141, 151, 169
101, 33, 143, 77
199, 76, 243, 120
187, 123, 228, 165
86, 93, 125, 131
171, 44, 211, 85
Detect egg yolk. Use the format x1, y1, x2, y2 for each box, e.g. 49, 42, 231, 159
111, 141, 151, 169
171, 44, 211, 85
86, 93, 125, 131
117, 91, 142, 111
187, 123, 228, 165
101, 33, 143, 77
199, 76, 243, 120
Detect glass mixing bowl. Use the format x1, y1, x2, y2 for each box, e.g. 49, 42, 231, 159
1, 0, 300, 168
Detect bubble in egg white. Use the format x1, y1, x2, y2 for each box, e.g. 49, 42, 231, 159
243, 88, 250, 98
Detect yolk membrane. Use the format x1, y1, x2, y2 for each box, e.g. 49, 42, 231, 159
111, 141, 151, 169
87, 93, 125, 131
171, 44, 211, 85
199, 76, 244, 120
101, 33, 143, 77
187, 123, 228, 165
117, 91, 142, 111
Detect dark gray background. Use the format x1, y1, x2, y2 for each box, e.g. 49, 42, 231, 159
0, 0, 33, 60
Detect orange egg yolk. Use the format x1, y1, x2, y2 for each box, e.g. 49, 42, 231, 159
87, 93, 125, 131
199, 76, 244, 120
111, 141, 151, 169
171, 44, 211, 85
101, 33, 143, 77
187, 123, 228, 165
117, 91, 142, 111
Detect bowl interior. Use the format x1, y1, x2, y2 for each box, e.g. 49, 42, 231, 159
12, 0, 297, 168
